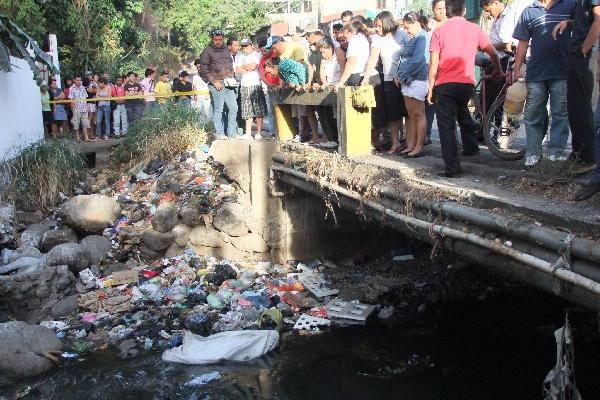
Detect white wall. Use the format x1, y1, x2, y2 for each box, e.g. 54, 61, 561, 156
0, 56, 44, 161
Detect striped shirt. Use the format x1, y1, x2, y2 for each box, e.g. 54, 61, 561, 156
513, 0, 575, 81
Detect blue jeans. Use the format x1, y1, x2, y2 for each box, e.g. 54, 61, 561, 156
591, 96, 600, 183
209, 84, 238, 135
524, 80, 569, 158
125, 102, 144, 126
96, 105, 111, 137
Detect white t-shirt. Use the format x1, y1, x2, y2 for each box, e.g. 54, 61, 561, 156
234, 51, 262, 87
346, 33, 371, 75
322, 57, 341, 85
380, 32, 406, 82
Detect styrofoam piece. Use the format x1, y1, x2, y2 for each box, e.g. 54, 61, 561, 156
325, 299, 376, 322
300, 274, 339, 298
293, 313, 331, 331
393, 254, 415, 261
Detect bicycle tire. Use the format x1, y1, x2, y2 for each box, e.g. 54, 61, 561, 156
483, 93, 526, 161
468, 91, 484, 141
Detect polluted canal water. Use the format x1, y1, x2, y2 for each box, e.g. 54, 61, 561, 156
1, 145, 599, 400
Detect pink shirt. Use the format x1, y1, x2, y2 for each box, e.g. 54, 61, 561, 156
429, 17, 491, 86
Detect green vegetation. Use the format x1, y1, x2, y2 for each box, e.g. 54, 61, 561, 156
113, 104, 209, 167
0, 0, 269, 80
0, 140, 87, 211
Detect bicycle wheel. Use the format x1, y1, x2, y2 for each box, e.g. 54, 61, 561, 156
468, 90, 484, 142
483, 93, 527, 161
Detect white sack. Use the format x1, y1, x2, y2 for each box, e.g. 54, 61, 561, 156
162, 330, 279, 365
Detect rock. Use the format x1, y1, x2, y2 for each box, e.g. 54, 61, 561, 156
80, 235, 112, 265
142, 229, 173, 252
0, 257, 45, 275
51, 295, 78, 318
139, 245, 165, 260
232, 232, 269, 253
166, 243, 185, 258
117, 226, 142, 245
213, 203, 248, 237
46, 243, 90, 273
0, 204, 16, 245
0, 321, 62, 379
172, 224, 191, 247
58, 194, 121, 233
189, 225, 224, 248
118, 338, 139, 360
20, 221, 56, 249
151, 203, 178, 233
103, 262, 129, 276
15, 211, 42, 226
179, 205, 203, 227
9, 246, 42, 262
41, 228, 78, 252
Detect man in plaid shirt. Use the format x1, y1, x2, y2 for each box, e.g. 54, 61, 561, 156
68, 75, 91, 142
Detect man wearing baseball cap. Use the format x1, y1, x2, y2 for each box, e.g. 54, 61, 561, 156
198, 28, 238, 139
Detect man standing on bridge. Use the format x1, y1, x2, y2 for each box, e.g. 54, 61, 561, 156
427, 0, 501, 177
198, 29, 239, 140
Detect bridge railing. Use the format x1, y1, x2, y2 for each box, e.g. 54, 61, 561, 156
271, 86, 374, 157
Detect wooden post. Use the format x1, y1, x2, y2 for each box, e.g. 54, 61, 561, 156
337, 86, 373, 157
274, 104, 294, 141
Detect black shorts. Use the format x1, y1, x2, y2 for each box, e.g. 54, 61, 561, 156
382, 81, 407, 122
43, 111, 53, 124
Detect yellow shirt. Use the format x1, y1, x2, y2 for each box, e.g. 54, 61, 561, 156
155, 81, 172, 104
281, 43, 306, 62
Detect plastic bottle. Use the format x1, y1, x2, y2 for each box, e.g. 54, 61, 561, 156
504, 79, 527, 114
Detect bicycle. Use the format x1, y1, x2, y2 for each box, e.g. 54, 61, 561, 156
470, 59, 528, 161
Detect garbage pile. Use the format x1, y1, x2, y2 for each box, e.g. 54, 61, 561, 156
43, 254, 377, 364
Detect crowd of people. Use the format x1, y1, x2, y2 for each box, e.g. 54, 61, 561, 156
41, 0, 600, 200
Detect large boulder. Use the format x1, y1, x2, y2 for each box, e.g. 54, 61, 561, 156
0, 257, 45, 275
0, 321, 62, 379
231, 232, 269, 253
213, 203, 248, 237
166, 243, 185, 258
142, 229, 173, 251
172, 224, 191, 247
46, 243, 90, 273
179, 205, 203, 227
152, 203, 179, 233
0, 204, 16, 245
51, 295, 79, 318
80, 235, 112, 265
189, 225, 225, 248
41, 228, 78, 252
20, 221, 56, 249
58, 194, 121, 233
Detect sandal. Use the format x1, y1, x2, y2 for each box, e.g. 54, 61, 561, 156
387, 147, 402, 155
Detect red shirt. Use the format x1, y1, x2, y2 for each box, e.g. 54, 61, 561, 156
260, 49, 281, 86
429, 17, 491, 86
112, 85, 125, 97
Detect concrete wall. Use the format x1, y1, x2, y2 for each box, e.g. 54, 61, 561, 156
0, 57, 44, 161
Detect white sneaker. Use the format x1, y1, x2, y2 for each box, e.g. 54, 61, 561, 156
525, 154, 541, 167
239, 134, 253, 140
254, 134, 263, 140
320, 141, 339, 149
547, 153, 567, 162
292, 135, 302, 143
216, 134, 228, 140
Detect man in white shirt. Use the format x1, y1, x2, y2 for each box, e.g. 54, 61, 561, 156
235, 38, 268, 140
497, 0, 535, 52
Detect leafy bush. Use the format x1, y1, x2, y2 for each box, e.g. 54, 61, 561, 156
0, 139, 86, 211
113, 103, 209, 167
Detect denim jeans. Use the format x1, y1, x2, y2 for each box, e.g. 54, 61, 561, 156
524, 80, 569, 158
113, 104, 128, 135
208, 84, 238, 136
96, 105, 111, 137
266, 88, 277, 137
591, 96, 600, 183
125, 102, 144, 126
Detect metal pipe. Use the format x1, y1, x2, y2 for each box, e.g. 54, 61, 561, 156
272, 165, 600, 298
271, 154, 600, 265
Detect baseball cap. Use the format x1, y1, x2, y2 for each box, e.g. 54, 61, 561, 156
240, 38, 252, 47
301, 23, 323, 36
210, 28, 224, 37
85, 70, 93, 76
264, 36, 284, 50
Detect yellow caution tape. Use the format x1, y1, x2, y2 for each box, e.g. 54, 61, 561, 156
49, 90, 210, 104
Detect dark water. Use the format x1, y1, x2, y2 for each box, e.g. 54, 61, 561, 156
3, 290, 599, 400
